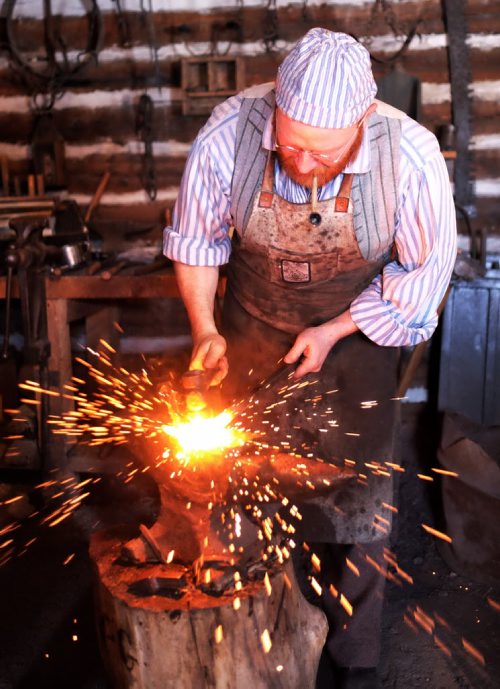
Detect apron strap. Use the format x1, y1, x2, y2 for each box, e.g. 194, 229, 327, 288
260, 160, 354, 213
334, 173, 353, 213
259, 151, 275, 208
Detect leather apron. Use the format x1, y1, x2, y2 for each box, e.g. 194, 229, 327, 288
222, 153, 400, 543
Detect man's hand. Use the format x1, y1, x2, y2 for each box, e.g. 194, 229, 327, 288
190, 332, 228, 386
172, 263, 228, 386
284, 309, 359, 378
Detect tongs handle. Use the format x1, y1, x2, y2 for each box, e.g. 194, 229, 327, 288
230, 360, 298, 423
250, 360, 297, 395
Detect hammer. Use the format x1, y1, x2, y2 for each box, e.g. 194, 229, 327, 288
100, 260, 129, 280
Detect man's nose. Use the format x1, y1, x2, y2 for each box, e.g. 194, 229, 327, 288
295, 150, 317, 174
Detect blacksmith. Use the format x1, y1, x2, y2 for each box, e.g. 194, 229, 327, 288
164, 28, 457, 689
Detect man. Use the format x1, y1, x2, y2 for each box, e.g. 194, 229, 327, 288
164, 29, 457, 688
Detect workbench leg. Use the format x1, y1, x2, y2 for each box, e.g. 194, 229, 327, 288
45, 298, 74, 472
85, 305, 120, 367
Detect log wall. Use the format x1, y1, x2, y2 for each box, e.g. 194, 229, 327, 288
0, 0, 499, 243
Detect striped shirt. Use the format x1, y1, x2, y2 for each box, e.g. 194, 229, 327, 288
163, 92, 457, 348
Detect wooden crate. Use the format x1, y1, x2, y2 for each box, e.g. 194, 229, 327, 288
181, 56, 245, 115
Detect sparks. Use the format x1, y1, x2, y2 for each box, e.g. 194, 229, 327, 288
162, 411, 247, 457
421, 524, 452, 543
260, 629, 272, 654
339, 594, 353, 617
487, 597, 500, 613
461, 638, 485, 666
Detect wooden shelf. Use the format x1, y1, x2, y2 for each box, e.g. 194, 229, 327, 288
181, 56, 245, 115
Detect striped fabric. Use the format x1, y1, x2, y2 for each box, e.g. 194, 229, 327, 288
276, 29, 377, 128
230, 91, 275, 236
230, 92, 401, 263
163, 94, 457, 348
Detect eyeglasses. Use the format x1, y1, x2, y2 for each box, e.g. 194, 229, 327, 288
275, 111, 370, 165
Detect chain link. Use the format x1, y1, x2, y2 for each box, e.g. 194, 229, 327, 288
4, 0, 102, 111
136, 94, 157, 201
263, 0, 279, 53
111, 0, 132, 48
362, 0, 422, 65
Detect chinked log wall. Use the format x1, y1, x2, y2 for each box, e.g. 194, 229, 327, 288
0, 0, 498, 241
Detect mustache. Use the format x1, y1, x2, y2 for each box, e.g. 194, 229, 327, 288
277, 157, 338, 188
275, 127, 364, 188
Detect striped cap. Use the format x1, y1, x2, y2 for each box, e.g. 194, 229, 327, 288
276, 29, 376, 129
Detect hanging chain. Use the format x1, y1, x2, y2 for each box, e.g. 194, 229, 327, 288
360, 0, 422, 65
139, 0, 162, 88
136, 94, 157, 201
370, 0, 405, 36
236, 0, 245, 28
3, 0, 102, 111
301, 0, 312, 23
136, 0, 160, 201
111, 0, 132, 48
263, 0, 279, 53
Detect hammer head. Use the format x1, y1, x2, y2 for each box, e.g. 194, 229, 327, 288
180, 369, 214, 412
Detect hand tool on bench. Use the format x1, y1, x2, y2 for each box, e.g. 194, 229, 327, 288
100, 260, 129, 280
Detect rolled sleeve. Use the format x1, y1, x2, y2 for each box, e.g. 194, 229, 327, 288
351, 146, 457, 347
163, 97, 240, 266
163, 229, 232, 267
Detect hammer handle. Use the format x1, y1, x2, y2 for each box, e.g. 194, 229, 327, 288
84, 171, 111, 224
100, 260, 128, 280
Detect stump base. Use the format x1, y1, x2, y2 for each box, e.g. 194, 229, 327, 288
90, 527, 327, 689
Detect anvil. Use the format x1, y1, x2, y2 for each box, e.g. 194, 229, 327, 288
122, 444, 355, 570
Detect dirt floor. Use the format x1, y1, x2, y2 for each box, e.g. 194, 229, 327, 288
380, 405, 500, 689
0, 402, 499, 689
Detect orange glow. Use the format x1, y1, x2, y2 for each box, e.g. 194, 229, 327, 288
311, 577, 322, 596
431, 467, 459, 477
345, 558, 360, 577
461, 638, 485, 666
421, 524, 452, 543
261, 629, 272, 654
162, 410, 248, 457
433, 634, 452, 658
215, 624, 223, 644
414, 606, 435, 635
340, 594, 353, 617
487, 597, 500, 613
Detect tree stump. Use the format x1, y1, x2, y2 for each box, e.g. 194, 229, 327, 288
91, 528, 327, 689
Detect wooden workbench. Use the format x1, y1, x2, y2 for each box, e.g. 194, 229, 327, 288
1, 269, 225, 471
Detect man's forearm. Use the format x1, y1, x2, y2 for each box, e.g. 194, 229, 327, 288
284, 308, 359, 377
173, 262, 220, 340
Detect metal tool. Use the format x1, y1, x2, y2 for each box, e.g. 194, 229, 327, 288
100, 260, 129, 280
230, 360, 298, 423
251, 360, 297, 393
442, 0, 474, 214
0, 237, 20, 409
1, 219, 56, 456
61, 242, 86, 269
179, 359, 298, 415
180, 369, 216, 413
131, 255, 170, 275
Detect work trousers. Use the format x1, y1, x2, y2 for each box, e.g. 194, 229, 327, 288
300, 540, 388, 668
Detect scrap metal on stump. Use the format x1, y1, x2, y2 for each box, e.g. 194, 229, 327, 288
90, 441, 354, 689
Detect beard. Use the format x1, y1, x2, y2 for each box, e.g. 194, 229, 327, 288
276, 127, 364, 189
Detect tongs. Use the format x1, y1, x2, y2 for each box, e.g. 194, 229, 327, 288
230, 359, 298, 422
250, 360, 297, 395
179, 359, 298, 416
